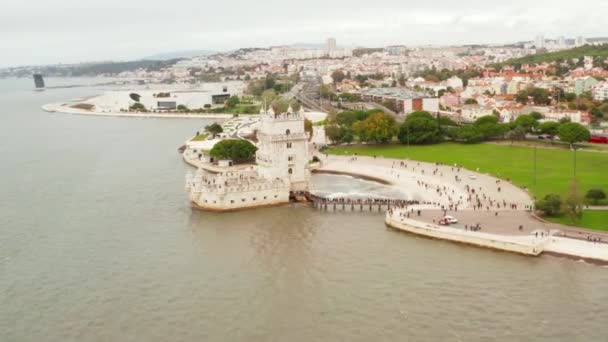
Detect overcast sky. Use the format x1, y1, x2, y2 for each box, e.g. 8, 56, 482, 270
1, 0, 605, 67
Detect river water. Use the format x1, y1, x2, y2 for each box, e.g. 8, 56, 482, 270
1, 78, 607, 342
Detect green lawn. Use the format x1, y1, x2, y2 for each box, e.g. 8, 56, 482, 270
549, 211, 608, 231
191, 133, 209, 141
328, 143, 608, 230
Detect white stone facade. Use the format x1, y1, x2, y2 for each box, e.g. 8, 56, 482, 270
256, 107, 311, 192
186, 106, 310, 211
187, 168, 290, 211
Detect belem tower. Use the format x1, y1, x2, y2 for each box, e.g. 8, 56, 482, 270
185, 105, 311, 211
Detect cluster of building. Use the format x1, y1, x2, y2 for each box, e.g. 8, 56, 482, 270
527, 35, 608, 51
356, 88, 439, 113
61, 38, 535, 85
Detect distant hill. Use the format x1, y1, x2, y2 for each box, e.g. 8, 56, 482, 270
495, 44, 608, 67
142, 50, 216, 60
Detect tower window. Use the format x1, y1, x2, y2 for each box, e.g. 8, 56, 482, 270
285, 129, 291, 135
286, 142, 292, 148
288, 168, 293, 174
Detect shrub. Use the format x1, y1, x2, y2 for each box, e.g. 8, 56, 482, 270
205, 123, 223, 137
585, 188, 606, 205
129, 102, 146, 112
535, 194, 562, 216
209, 139, 257, 163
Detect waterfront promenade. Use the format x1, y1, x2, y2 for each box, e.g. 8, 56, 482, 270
314, 154, 608, 263
42, 102, 233, 119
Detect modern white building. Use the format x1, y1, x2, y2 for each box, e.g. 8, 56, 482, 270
326, 38, 337, 53
535, 35, 545, 49
80, 82, 243, 112
185, 105, 311, 211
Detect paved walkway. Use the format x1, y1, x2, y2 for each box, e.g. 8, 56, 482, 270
314, 154, 608, 242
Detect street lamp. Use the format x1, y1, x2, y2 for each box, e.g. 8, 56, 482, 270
573, 145, 577, 178
533, 145, 537, 186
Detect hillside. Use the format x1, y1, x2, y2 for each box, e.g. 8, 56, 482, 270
142, 50, 215, 60
496, 44, 608, 67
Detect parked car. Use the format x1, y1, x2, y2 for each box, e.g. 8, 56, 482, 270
443, 215, 458, 224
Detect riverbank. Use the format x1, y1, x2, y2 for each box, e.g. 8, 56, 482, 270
385, 210, 608, 264
328, 143, 608, 231
42, 102, 234, 119
314, 154, 608, 264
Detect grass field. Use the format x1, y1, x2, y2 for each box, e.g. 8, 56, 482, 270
190, 133, 209, 141
550, 211, 608, 231
328, 143, 608, 230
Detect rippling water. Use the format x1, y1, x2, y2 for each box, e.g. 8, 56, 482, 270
311, 174, 410, 199
1, 78, 608, 342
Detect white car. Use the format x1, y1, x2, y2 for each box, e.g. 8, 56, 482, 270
443, 215, 458, 224
468, 175, 477, 180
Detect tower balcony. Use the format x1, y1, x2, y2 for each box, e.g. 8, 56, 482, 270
258, 132, 307, 142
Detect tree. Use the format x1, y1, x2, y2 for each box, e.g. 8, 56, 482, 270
320, 85, 335, 99
464, 98, 478, 105
515, 87, 551, 105
129, 102, 147, 112
398, 111, 443, 144
535, 194, 562, 216
352, 112, 397, 143
515, 91, 529, 104
473, 115, 507, 140
529, 111, 544, 120
339, 127, 354, 143
331, 70, 346, 84
558, 122, 591, 147
261, 89, 277, 105
304, 119, 313, 141
209, 139, 257, 163
456, 125, 485, 143
225, 95, 240, 108
206, 123, 223, 137
564, 92, 577, 102
598, 102, 608, 116
325, 124, 341, 143
529, 88, 551, 105
335, 110, 371, 126
538, 121, 560, 142
514, 114, 539, 133
271, 98, 290, 113
505, 126, 526, 143
562, 180, 584, 223
585, 188, 606, 205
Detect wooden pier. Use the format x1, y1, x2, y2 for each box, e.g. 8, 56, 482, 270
299, 192, 419, 213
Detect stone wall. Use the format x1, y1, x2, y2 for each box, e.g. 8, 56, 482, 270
385, 214, 546, 256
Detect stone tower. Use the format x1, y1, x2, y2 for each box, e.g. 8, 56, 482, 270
256, 104, 310, 192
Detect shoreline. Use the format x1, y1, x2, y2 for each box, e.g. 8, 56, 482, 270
42, 103, 234, 119
311, 169, 393, 185
314, 154, 608, 264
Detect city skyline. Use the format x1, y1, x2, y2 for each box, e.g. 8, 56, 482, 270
2, 0, 607, 68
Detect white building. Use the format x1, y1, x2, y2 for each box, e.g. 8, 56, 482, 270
576, 36, 587, 47
535, 35, 545, 49
186, 105, 310, 211
446, 76, 464, 89
86, 82, 243, 112
326, 38, 337, 53
593, 81, 608, 101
